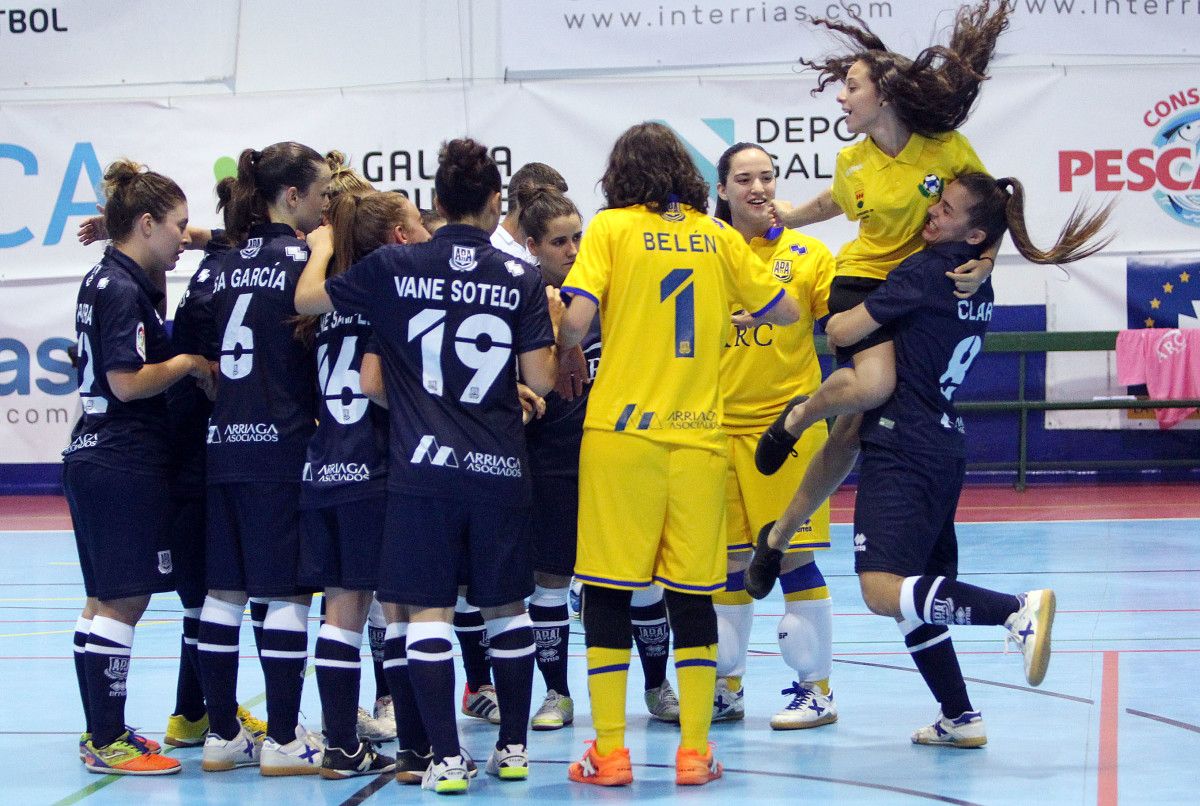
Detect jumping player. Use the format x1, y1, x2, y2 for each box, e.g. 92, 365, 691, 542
556, 122, 800, 787
65, 160, 213, 775
295, 138, 556, 793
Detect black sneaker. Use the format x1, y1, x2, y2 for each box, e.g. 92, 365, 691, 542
319, 741, 396, 780
745, 521, 783, 600
394, 747, 478, 785
755, 396, 808, 475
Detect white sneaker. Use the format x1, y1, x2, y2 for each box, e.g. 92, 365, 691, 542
771, 682, 838, 730
357, 698, 396, 742
201, 724, 261, 772
712, 676, 745, 722
374, 695, 396, 725
531, 690, 574, 730
911, 710, 987, 748
422, 754, 471, 794
485, 743, 529, 780
260, 725, 325, 776
644, 679, 680, 723
461, 683, 502, 724
1005, 589, 1056, 687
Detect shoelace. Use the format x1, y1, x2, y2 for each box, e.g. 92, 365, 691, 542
779, 682, 815, 710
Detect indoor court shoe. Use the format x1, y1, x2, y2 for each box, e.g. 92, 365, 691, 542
771, 682, 837, 730
532, 689, 574, 730
567, 741, 633, 786
260, 725, 325, 776
165, 712, 209, 747
675, 743, 722, 786
485, 743, 529, 780
319, 741, 396, 779
744, 521, 783, 600
712, 677, 745, 722
462, 682, 502, 724
1005, 589, 1056, 687
911, 710, 987, 748
754, 395, 807, 475
236, 706, 268, 742
79, 728, 161, 760
357, 703, 396, 743
83, 733, 180, 776
421, 754, 471, 794
394, 748, 433, 784
644, 679, 681, 722
373, 695, 396, 736
202, 724, 261, 771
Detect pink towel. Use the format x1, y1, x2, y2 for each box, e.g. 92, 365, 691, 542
1116, 328, 1200, 429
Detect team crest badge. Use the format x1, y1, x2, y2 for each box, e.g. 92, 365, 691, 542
449, 245, 478, 272
302, 462, 313, 481
206, 424, 221, 444
97, 276, 110, 290
135, 322, 146, 360
773, 259, 793, 282
918, 173, 943, 198
157, 550, 173, 575
505, 259, 525, 277
240, 238, 263, 259
661, 201, 686, 222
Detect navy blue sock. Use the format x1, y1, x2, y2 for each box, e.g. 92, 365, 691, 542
173, 607, 207, 721
630, 592, 669, 690
368, 624, 389, 700
902, 575, 1021, 627
407, 622, 460, 762
73, 616, 92, 733
260, 601, 310, 745
901, 620, 973, 719
314, 624, 362, 751
249, 598, 268, 655
383, 623, 429, 753
197, 597, 244, 740
84, 616, 133, 747
486, 615, 536, 749
529, 598, 571, 697
453, 599, 492, 691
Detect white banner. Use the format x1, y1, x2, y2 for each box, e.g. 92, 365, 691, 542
0, 1, 239, 90
501, 0, 1200, 74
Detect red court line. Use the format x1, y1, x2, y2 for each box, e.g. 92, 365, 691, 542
1098, 651, 1120, 806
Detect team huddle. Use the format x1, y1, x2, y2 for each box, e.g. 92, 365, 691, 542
62, 1, 1112, 794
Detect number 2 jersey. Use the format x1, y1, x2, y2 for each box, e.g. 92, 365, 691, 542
859, 240, 994, 458
63, 246, 173, 475
562, 203, 786, 453
206, 223, 317, 483
326, 223, 554, 505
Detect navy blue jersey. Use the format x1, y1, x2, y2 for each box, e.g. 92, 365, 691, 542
327, 224, 554, 504
300, 311, 389, 507
860, 241, 994, 457
525, 292, 601, 478
63, 246, 173, 475
165, 239, 228, 495
206, 223, 317, 483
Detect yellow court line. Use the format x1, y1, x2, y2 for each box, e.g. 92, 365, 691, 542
0, 619, 175, 639
0, 597, 88, 602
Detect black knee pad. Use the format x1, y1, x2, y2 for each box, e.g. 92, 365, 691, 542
581, 584, 633, 649
664, 589, 717, 648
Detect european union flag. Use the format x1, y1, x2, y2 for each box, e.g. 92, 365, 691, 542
1126, 258, 1200, 330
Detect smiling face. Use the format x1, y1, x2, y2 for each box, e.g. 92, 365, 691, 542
922, 180, 985, 246
145, 201, 190, 272
717, 147, 776, 234
836, 59, 886, 136
527, 213, 583, 287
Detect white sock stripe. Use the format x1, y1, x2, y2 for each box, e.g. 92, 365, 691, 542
318, 623, 363, 648
899, 577, 921, 625
313, 657, 361, 669
385, 622, 408, 641
485, 612, 532, 639
489, 644, 535, 659
183, 637, 199, 646
89, 615, 134, 645
924, 577, 947, 624
259, 649, 309, 659
454, 624, 486, 633
532, 619, 571, 629
381, 658, 409, 669
454, 597, 479, 613
202, 596, 246, 627
408, 620, 453, 645
75, 616, 92, 633
630, 618, 667, 627
530, 585, 569, 608
367, 598, 385, 628
907, 630, 952, 654
629, 586, 663, 607
197, 642, 241, 653
407, 648, 455, 663
72, 645, 85, 653
182, 608, 202, 619
83, 643, 131, 656
897, 617, 923, 637
264, 600, 309, 632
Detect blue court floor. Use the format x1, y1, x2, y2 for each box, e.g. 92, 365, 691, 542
1, 518, 1197, 805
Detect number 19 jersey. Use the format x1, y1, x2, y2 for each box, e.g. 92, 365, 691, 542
562, 203, 786, 452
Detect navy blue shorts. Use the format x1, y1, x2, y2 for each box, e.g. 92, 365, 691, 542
206, 482, 308, 597
168, 494, 207, 608
827, 276, 894, 364
378, 493, 534, 609
299, 493, 385, 590
63, 462, 174, 600
530, 474, 578, 577
852, 444, 963, 578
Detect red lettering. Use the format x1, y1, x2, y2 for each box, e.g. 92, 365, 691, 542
1156, 148, 1192, 192
1094, 150, 1124, 191
1058, 151, 1093, 192
1126, 149, 1157, 192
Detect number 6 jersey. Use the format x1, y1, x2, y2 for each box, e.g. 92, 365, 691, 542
326, 223, 553, 505
207, 223, 317, 483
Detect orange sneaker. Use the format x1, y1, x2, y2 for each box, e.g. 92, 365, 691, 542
567, 741, 633, 786
675, 744, 722, 786
84, 733, 181, 776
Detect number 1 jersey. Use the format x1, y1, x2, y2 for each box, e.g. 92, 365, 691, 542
207, 223, 317, 483
326, 224, 554, 505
